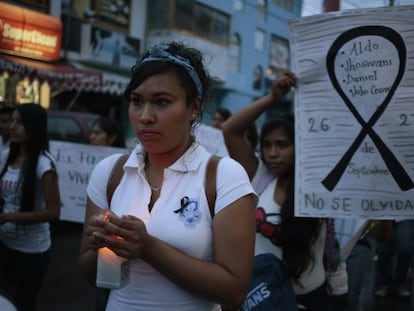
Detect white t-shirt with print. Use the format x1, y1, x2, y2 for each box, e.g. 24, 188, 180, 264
87, 142, 255, 311
251, 157, 326, 295
0, 151, 56, 253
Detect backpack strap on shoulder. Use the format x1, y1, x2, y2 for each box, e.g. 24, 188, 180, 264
204, 155, 222, 218
106, 154, 129, 206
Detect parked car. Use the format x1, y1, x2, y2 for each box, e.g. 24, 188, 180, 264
47, 110, 99, 144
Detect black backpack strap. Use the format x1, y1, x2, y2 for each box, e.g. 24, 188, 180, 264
204, 155, 222, 218
106, 154, 129, 206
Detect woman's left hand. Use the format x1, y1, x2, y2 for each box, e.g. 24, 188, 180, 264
93, 210, 150, 259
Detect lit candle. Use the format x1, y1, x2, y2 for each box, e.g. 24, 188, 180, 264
96, 246, 130, 289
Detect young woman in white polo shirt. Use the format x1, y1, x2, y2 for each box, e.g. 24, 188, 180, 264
79, 42, 257, 311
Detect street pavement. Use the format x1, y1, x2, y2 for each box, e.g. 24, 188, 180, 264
36, 221, 95, 311
35, 221, 414, 311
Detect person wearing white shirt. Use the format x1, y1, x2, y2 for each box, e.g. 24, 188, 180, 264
79, 42, 257, 311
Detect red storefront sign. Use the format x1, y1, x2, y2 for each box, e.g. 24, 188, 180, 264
0, 2, 62, 61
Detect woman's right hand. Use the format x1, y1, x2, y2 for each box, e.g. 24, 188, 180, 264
85, 209, 112, 250
92, 211, 151, 259
271, 71, 297, 101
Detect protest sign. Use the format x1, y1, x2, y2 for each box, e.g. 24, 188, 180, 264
194, 123, 229, 157
50, 141, 126, 223
289, 5, 414, 219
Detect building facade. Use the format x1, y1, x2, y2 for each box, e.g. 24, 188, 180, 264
0, 0, 301, 135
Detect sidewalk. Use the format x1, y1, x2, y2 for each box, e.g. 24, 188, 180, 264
36, 221, 95, 311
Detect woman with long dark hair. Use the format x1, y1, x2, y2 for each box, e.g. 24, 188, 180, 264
0, 104, 61, 311
222, 72, 331, 310
89, 117, 126, 148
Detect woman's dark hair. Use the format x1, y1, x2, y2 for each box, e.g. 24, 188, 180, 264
124, 41, 217, 122
93, 117, 125, 148
280, 184, 322, 283
0, 104, 51, 212
259, 113, 322, 283
245, 123, 258, 151
215, 108, 232, 121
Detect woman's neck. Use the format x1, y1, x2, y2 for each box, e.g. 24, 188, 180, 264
274, 173, 293, 206
146, 137, 194, 169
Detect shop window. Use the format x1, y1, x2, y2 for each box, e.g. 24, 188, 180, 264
253, 65, 263, 90
254, 28, 265, 51
229, 33, 241, 72
149, 0, 230, 45
257, 0, 267, 21
195, 5, 212, 38
148, 0, 171, 30
212, 13, 229, 44
272, 0, 294, 12
269, 35, 290, 70
0, 74, 6, 102
15, 78, 40, 105
40, 82, 50, 109
234, 0, 244, 10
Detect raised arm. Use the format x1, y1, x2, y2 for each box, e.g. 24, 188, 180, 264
221, 71, 296, 180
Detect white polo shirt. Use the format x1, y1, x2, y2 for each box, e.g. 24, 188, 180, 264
87, 142, 255, 311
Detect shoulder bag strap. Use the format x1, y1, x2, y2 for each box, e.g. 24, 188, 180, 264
106, 154, 129, 206
204, 155, 222, 218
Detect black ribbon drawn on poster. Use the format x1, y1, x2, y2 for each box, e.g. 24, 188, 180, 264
322, 26, 414, 191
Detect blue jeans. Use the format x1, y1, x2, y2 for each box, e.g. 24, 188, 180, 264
376, 220, 414, 288
346, 238, 376, 311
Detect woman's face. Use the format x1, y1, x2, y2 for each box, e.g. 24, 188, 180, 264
89, 124, 114, 146
128, 71, 198, 156
261, 127, 294, 177
211, 112, 225, 129
9, 110, 27, 144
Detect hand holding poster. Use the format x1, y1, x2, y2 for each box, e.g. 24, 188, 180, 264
289, 5, 414, 219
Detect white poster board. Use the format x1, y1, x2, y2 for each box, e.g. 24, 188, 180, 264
289, 6, 414, 219
50, 126, 228, 223
50, 141, 127, 223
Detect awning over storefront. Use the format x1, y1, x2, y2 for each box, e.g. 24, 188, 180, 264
100, 72, 130, 95
70, 61, 130, 95
0, 54, 102, 91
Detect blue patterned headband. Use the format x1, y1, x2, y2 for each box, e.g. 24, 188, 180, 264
136, 44, 203, 96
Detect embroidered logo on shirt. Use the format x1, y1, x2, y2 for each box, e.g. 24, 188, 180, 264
174, 196, 201, 228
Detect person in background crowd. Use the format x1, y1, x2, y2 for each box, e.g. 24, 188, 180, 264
89, 117, 126, 148
375, 219, 414, 298
211, 107, 232, 129
0, 103, 61, 311
245, 122, 259, 152
79, 41, 257, 311
0, 105, 14, 150
222, 71, 333, 311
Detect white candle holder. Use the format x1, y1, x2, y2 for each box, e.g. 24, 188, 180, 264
96, 247, 130, 289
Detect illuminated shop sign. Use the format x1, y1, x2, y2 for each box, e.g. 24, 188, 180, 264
0, 2, 62, 61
